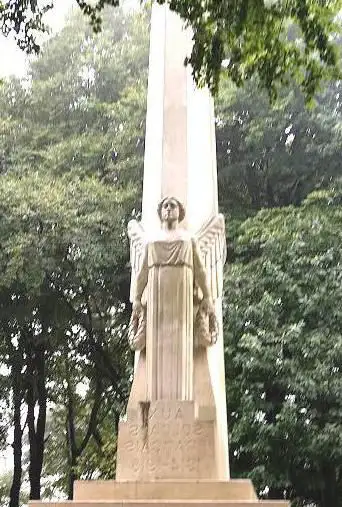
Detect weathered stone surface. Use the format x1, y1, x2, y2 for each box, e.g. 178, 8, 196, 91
125, 3, 229, 478
30, 501, 289, 507
116, 402, 217, 481
73, 480, 257, 501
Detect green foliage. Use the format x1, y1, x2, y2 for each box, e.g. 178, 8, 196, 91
160, 0, 342, 102
0, 172, 130, 291
0, 472, 28, 506
0, 8, 148, 191
75, 0, 120, 33
224, 187, 342, 506
0, 1, 120, 52
0, 6, 149, 501
0, 472, 11, 506
215, 77, 342, 218
2, 1, 342, 100
0, 0, 52, 53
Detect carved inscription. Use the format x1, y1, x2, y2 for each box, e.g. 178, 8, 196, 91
148, 403, 189, 422
176, 408, 183, 419
117, 410, 217, 479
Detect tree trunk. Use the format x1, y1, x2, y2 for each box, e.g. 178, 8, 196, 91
65, 365, 103, 499
320, 463, 340, 507
27, 362, 39, 500
66, 377, 77, 500
27, 344, 47, 500
66, 459, 77, 501
9, 352, 23, 507
35, 347, 47, 496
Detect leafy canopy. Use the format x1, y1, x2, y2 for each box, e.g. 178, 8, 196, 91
1, 0, 342, 101
0, 7, 148, 499
160, 0, 342, 101
215, 77, 342, 216
224, 187, 342, 505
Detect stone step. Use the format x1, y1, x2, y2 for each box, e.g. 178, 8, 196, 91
73, 480, 257, 501
30, 501, 289, 507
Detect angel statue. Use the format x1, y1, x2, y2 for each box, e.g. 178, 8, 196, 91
127, 196, 226, 401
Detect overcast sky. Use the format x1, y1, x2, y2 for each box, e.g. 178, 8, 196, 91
0, 0, 74, 78
0, 0, 139, 78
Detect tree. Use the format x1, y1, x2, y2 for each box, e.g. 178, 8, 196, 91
1, 0, 341, 100
215, 77, 342, 218
224, 187, 342, 506
0, 7, 149, 503
0, 170, 134, 502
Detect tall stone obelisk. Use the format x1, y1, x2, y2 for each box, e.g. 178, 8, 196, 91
116, 3, 229, 480
142, 4, 219, 233
142, 2, 229, 478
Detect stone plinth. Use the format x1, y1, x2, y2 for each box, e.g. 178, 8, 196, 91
30, 480, 290, 507
116, 401, 217, 480
73, 480, 257, 501
31, 502, 289, 507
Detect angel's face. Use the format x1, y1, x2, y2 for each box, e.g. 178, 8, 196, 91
160, 198, 180, 224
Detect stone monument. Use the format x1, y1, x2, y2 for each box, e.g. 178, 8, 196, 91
115, 4, 230, 481
116, 196, 226, 480
30, 3, 289, 507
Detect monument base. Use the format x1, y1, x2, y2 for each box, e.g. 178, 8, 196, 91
30, 480, 289, 507
116, 401, 218, 480
29, 403, 289, 507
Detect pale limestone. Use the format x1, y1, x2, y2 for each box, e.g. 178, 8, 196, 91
126, 201, 225, 402
73, 480, 257, 501
137, 4, 229, 477
116, 401, 217, 480
31, 502, 289, 507
120, 195, 226, 479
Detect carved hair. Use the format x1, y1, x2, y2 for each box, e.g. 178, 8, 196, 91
157, 197, 186, 223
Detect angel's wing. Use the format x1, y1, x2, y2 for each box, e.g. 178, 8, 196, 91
127, 219, 145, 302
196, 214, 227, 300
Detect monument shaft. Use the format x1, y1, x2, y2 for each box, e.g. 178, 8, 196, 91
117, 3, 229, 480
142, 5, 218, 232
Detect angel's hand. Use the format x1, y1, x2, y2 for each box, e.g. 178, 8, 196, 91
132, 300, 142, 316
200, 297, 214, 315
129, 300, 142, 335
209, 312, 218, 343
200, 298, 218, 344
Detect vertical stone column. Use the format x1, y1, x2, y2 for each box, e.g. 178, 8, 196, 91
140, 4, 230, 479
142, 4, 189, 230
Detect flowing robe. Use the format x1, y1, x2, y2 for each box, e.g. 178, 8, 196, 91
135, 238, 206, 401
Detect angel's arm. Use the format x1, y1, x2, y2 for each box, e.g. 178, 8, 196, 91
134, 245, 149, 305
192, 239, 211, 301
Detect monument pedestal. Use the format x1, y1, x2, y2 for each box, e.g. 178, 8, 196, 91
116, 401, 217, 480
29, 400, 289, 507
31, 480, 289, 507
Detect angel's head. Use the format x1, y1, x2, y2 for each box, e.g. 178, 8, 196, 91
157, 197, 186, 226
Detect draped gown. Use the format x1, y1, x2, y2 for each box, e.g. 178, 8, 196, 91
135, 237, 206, 401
